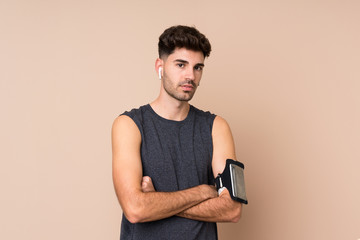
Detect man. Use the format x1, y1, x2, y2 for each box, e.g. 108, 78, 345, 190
112, 25, 242, 240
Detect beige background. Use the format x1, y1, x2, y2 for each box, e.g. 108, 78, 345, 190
1, 0, 359, 239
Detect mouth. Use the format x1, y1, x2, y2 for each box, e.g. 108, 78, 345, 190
181, 84, 194, 91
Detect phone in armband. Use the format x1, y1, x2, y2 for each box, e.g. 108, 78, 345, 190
215, 159, 248, 204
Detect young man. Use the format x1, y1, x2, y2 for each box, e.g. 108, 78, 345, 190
112, 25, 242, 240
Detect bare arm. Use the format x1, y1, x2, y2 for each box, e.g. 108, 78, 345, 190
176, 116, 242, 222
177, 188, 241, 222
112, 115, 217, 224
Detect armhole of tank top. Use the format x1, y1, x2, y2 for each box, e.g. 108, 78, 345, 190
210, 114, 218, 134
209, 114, 218, 170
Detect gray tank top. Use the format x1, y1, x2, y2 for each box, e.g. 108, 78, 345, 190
119, 104, 217, 240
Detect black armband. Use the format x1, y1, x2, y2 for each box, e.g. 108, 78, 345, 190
215, 159, 248, 204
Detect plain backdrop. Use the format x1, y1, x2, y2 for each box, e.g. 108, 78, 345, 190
1, 0, 359, 239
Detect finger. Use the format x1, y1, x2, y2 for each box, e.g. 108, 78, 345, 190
142, 176, 151, 183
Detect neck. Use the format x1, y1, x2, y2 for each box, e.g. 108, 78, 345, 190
150, 96, 190, 121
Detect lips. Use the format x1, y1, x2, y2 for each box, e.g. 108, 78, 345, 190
181, 84, 194, 91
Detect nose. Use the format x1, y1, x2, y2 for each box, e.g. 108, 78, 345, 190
185, 67, 195, 81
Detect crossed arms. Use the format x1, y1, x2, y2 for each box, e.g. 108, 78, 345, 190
112, 115, 242, 224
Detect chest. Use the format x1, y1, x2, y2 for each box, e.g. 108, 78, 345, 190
139, 120, 214, 191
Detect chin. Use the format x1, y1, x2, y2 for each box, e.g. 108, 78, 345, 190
180, 96, 194, 102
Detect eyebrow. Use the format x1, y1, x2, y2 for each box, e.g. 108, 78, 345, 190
174, 59, 205, 67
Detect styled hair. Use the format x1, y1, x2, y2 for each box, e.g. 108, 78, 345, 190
158, 25, 211, 59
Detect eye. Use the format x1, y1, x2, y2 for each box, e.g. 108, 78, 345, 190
177, 63, 185, 68
194, 65, 203, 71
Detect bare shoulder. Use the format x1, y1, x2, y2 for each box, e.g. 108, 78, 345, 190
212, 115, 236, 176
112, 115, 141, 150
112, 115, 140, 136
213, 116, 232, 136
112, 115, 142, 183
112, 114, 136, 130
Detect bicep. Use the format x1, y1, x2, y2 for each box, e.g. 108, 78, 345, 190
211, 116, 242, 221
112, 115, 143, 210
211, 116, 237, 178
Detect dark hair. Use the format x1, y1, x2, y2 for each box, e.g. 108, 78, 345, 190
158, 25, 211, 59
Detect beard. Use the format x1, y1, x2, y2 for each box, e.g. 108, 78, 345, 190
162, 74, 198, 102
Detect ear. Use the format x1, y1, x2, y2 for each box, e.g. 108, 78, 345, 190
155, 58, 163, 79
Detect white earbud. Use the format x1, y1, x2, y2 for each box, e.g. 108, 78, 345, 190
158, 67, 162, 80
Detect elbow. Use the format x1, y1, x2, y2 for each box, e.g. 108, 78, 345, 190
230, 213, 241, 223
122, 200, 148, 224
124, 207, 145, 224
124, 209, 139, 224
229, 203, 242, 223
126, 214, 141, 224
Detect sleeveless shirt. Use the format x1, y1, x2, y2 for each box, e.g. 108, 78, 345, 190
119, 104, 218, 240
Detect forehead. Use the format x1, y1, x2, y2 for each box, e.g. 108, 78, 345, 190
165, 48, 205, 64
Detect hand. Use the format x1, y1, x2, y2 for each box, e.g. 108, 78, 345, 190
199, 184, 218, 200
141, 176, 156, 192
218, 187, 230, 197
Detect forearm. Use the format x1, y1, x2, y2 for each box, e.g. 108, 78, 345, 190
177, 189, 242, 223
123, 184, 216, 223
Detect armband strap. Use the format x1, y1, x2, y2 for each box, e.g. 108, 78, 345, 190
215, 159, 248, 204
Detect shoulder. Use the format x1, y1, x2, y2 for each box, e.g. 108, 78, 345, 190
116, 104, 150, 132
113, 114, 135, 128
191, 105, 216, 117
112, 105, 148, 139
213, 116, 230, 131
211, 115, 237, 173
212, 115, 234, 142
112, 115, 139, 137
120, 105, 148, 120
191, 105, 216, 124
112, 115, 142, 152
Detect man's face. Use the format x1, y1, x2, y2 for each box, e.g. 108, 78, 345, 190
161, 48, 205, 102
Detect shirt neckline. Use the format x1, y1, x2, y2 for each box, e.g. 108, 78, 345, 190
145, 104, 194, 125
